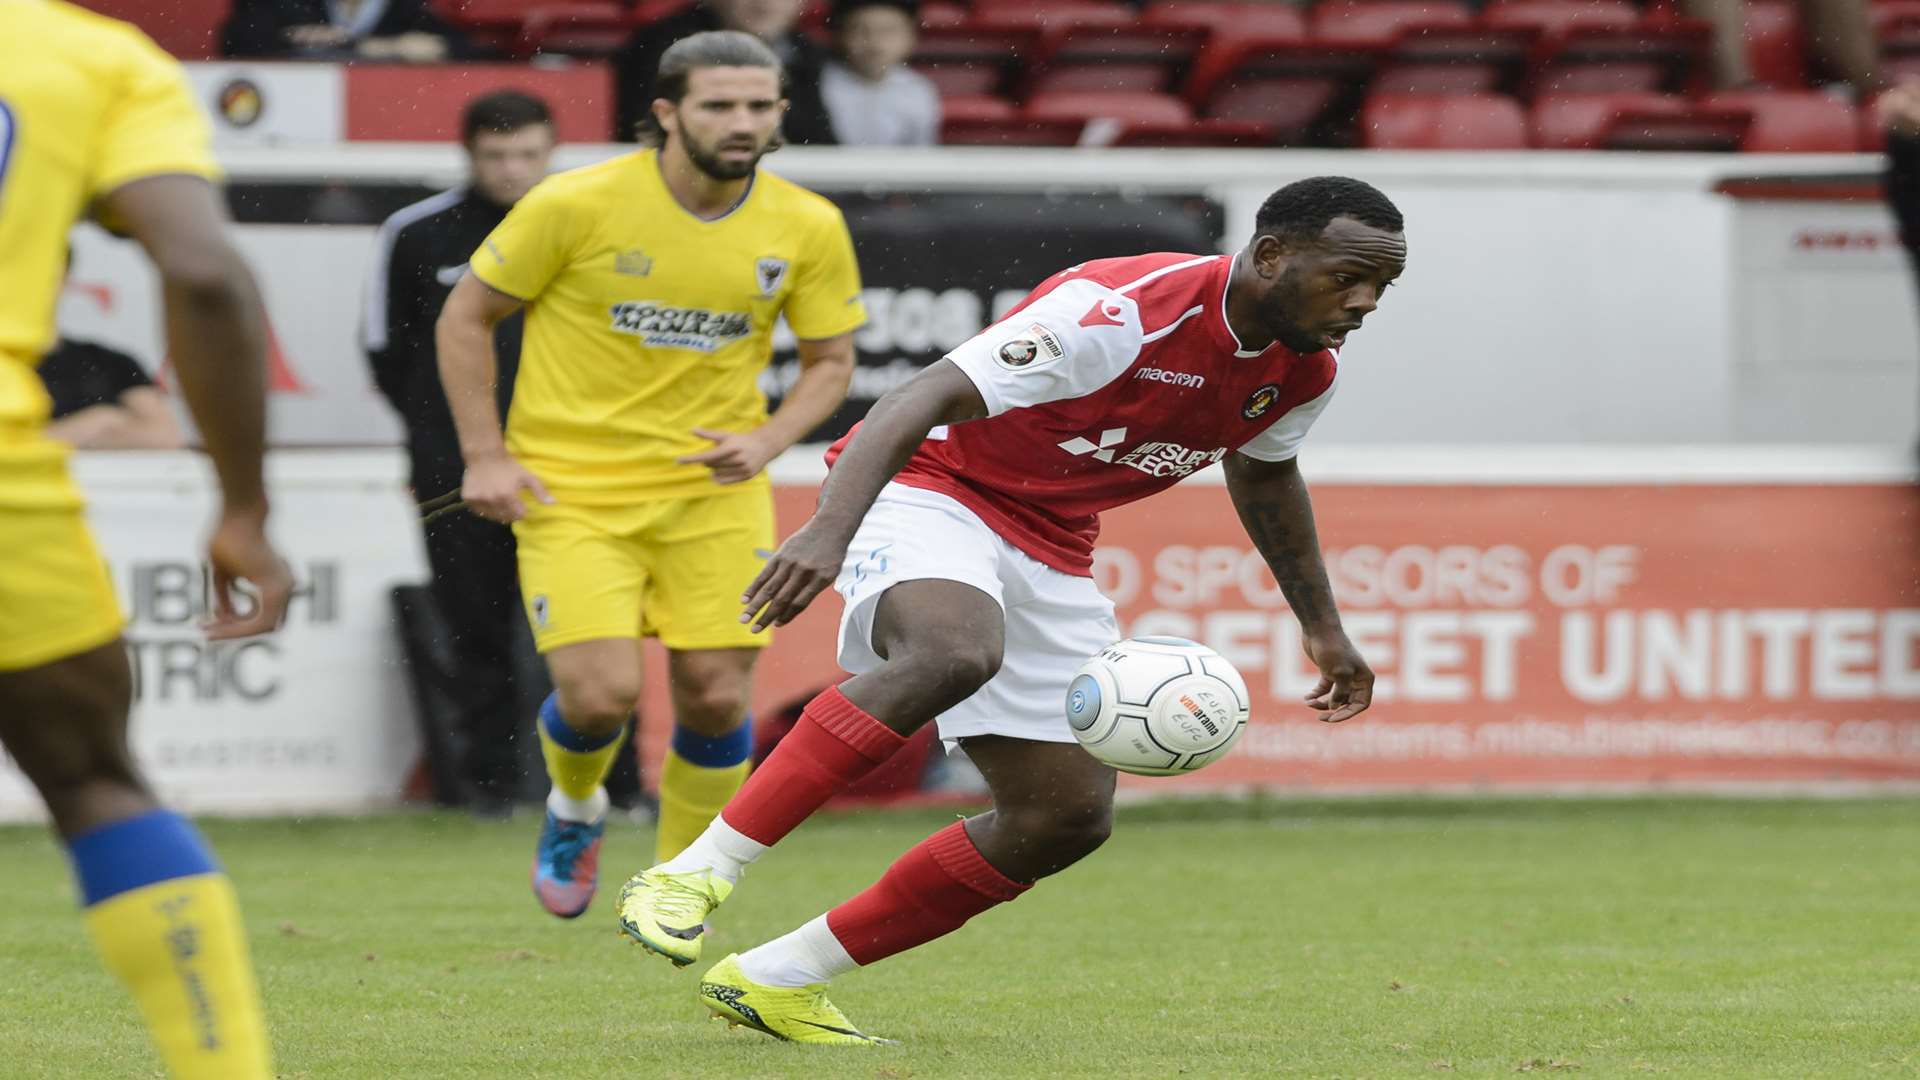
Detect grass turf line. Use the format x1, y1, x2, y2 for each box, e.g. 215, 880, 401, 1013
0, 798, 1915, 1079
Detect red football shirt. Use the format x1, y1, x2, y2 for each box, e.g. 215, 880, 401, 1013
826, 252, 1339, 576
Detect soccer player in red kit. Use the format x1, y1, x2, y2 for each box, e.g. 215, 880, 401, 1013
616, 176, 1404, 1043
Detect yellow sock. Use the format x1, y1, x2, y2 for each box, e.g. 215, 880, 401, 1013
537, 693, 628, 802
70, 812, 270, 1079
655, 722, 754, 862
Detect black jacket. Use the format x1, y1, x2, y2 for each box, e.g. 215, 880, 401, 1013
222, 0, 469, 58
362, 187, 521, 499
38, 339, 154, 420
1889, 135, 1920, 278
613, 6, 838, 147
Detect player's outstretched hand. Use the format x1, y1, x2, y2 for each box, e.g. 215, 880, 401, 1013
1302, 630, 1374, 723
203, 507, 294, 641
462, 453, 553, 523
740, 522, 848, 633
679, 427, 780, 485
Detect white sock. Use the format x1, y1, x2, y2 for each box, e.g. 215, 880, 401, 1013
657, 816, 767, 883
736, 914, 857, 988
546, 786, 608, 824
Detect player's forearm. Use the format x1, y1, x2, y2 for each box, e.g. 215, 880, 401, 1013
163, 253, 270, 514
811, 361, 981, 539
758, 350, 853, 452
1225, 454, 1343, 636
435, 312, 507, 462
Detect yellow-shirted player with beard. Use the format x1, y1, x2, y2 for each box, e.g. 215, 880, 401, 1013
0, 2, 294, 1077
436, 31, 864, 921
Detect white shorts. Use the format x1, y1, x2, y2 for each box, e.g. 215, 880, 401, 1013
835, 483, 1119, 745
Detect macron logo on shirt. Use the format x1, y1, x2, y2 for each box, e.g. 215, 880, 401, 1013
1079, 299, 1127, 328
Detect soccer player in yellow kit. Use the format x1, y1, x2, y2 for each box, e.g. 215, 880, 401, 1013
437, 30, 864, 920
0, 2, 294, 1076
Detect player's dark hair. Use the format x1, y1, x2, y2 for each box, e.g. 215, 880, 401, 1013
830, 0, 920, 29
461, 91, 554, 145
1254, 177, 1403, 247
636, 30, 787, 147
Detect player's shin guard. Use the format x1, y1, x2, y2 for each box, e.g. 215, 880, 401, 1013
68, 810, 272, 1079
716, 686, 904, 846
826, 821, 1029, 966
537, 692, 628, 804
655, 720, 753, 863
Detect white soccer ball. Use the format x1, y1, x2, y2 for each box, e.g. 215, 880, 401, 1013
1064, 636, 1251, 776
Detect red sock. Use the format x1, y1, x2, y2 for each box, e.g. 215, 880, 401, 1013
719, 685, 906, 846
826, 821, 1030, 966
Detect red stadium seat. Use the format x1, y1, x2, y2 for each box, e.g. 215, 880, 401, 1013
941, 94, 1020, 123
1526, 17, 1714, 97
912, 25, 1039, 98
1311, 1, 1473, 49
1877, 1, 1920, 83
940, 115, 1084, 145
1325, 5, 1541, 97
1025, 24, 1211, 96
1744, 0, 1809, 88
920, 2, 969, 30
1532, 92, 1749, 151
1361, 92, 1528, 148
1108, 118, 1278, 146
1705, 90, 1860, 152
1025, 90, 1194, 125
1194, 74, 1349, 144
79, 0, 227, 58
969, 4, 1133, 34
1183, 30, 1372, 145
433, 0, 529, 25
1142, 2, 1307, 41
1482, 0, 1639, 40
513, 4, 630, 57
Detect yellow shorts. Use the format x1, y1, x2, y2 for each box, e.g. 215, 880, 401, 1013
512, 485, 775, 653
0, 427, 124, 671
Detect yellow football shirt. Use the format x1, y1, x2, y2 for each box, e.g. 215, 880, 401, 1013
469, 149, 866, 503
0, 0, 220, 429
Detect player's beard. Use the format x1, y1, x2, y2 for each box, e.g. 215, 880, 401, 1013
675, 119, 776, 181
1261, 265, 1327, 354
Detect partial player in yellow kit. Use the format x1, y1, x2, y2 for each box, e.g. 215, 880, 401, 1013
435, 30, 864, 919
0, 3, 294, 1077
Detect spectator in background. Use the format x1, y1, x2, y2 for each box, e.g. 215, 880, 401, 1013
223, 0, 471, 62
39, 339, 184, 450
39, 253, 185, 451
1681, 0, 1884, 95
362, 91, 556, 818
822, 0, 940, 146
1879, 83, 1920, 459
614, 0, 837, 145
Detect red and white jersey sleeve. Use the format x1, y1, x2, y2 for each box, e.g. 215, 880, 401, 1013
1233, 366, 1340, 462
943, 279, 1145, 417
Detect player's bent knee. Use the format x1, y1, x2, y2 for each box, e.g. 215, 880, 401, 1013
554, 677, 641, 735
1003, 801, 1114, 864
895, 641, 1002, 706
673, 682, 750, 734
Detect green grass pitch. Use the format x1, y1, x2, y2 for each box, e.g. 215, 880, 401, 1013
2, 797, 1916, 1079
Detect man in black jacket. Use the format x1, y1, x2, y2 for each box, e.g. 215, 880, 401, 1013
614, 0, 838, 145
1882, 83, 1920, 461
363, 91, 554, 815
223, 0, 473, 60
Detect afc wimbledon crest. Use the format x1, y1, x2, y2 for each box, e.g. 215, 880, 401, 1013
755, 257, 789, 297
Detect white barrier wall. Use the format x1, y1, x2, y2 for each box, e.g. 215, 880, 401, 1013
55, 148, 1918, 449
1, 446, 1912, 820
0, 453, 427, 821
